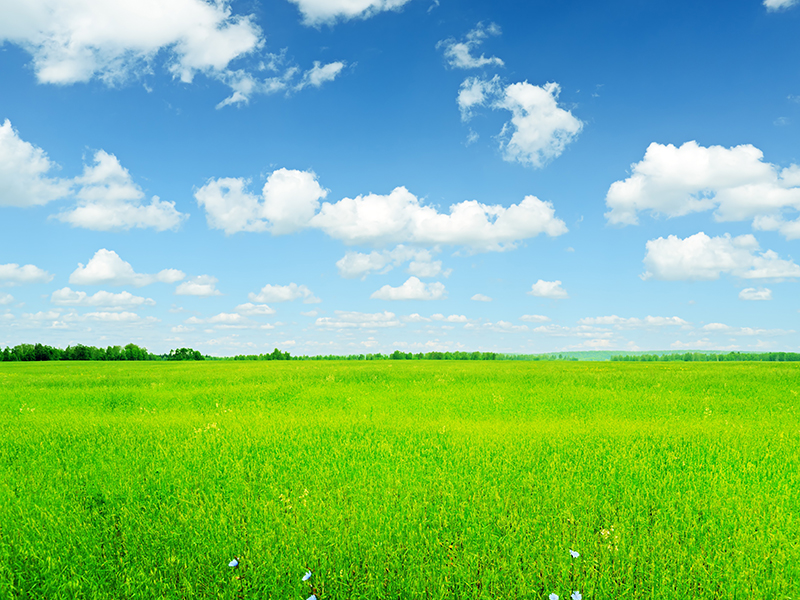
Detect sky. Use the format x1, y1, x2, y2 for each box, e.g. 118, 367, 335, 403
1, 0, 799, 356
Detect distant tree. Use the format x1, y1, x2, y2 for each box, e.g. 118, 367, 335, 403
167, 347, 204, 361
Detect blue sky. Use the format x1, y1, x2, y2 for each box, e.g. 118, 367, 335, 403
1, 0, 799, 356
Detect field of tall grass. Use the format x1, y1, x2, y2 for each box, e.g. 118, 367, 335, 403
1, 360, 798, 599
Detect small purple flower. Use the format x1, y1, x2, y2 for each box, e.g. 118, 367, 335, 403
228, 558, 239, 568
307, 595, 317, 600
569, 549, 580, 558
549, 594, 559, 600
303, 570, 312, 581
571, 592, 582, 600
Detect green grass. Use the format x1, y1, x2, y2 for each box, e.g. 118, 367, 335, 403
1, 361, 798, 599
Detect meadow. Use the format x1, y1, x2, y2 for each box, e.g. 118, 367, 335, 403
0, 360, 798, 599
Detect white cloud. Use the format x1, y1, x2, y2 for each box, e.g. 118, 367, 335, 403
407, 259, 446, 278
482, 320, 528, 333
175, 275, 222, 297
235, 303, 276, 316
287, 0, 412, 26
23, 310, 62, 321
431, 313, 468, 323
605, 141, 800, 238
312, 186, 567, 251
0, 1, 344, 107
50, 287, 155, 309
336, 246, 443, 279
207, 312, 249, 327
471, 293, 492, 302
171, 325, 194, 333
0, 262, 54, 286
197, 170, 567, 251
764, 0, 797, 10
457, 79, 583, 167
520, 314, 550, 323
402, 313, 431, 323
739, 287, 772, 301
1, 121, 185, 230
315, 310, 402, 328
0, 293, 13, 305
184, 312, 253, 328
370, 276, 446, 300
528, 280, 568, 299
295, 61, 345, 91
249, 282, 320, 304
496, 82, 584, 168
195, 168, 328, 235
82, 311, 155, 323
642, 232, 800, 281
0, 0, 262, 86
0, 119, 71, 206
69, 249, 185, 287
56, 150, 186, 231
457, 75, 502, 121
701, 322, 792, 336
578, 315, 689, 328
438, 22, 504, 70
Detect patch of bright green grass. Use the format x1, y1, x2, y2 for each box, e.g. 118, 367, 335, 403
0, 361, 798, 598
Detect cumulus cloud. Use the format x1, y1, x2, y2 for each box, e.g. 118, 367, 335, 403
56, 150, 186, 230
51, 287, 155, 309
295, 61, 346, 91
175, 275, 222, 297
187, 312, 252, 328
288, 0, 412, 26
198, 172, 567, 251
520, 314, 550, 323
235, 303, 276, 316
739, 287, 772, 301
0, 1, 344, 107
1, 121, 186, 230
195, 168, 328, 235
764, 0, 797, 10
528, 279, 568, 299
69, 249, 185, 287
0, 262, 54, 286
496, 82, 584, 168
336, 246, 444, 279
701, 322, 792, 336
82, 311, 156, 323
370, 276, 446, 300
578, 315, 689, 328
605, 141, 800, 238
311, 186, 567, 251
402, 313, 431, 323
0, 0, 263, 86
0, 119, 71, 206
642, 232, 800, 281
471, 293, 492, 302
438, 22, 504, 70
457, 79, 583, 167
249, 282, 320, 304
315, 310, 402, 328
481, 320, 528, 333
431, 313, 468, 323
457, 75, 502, 121
0, 293, 13, 305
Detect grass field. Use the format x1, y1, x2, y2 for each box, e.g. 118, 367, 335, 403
0, 361, 798, 599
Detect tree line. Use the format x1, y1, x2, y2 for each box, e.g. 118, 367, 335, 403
0, 343, 206, 362
610, 351, 800, 362
225, 350, 501, 361
3, 344, 798, 363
